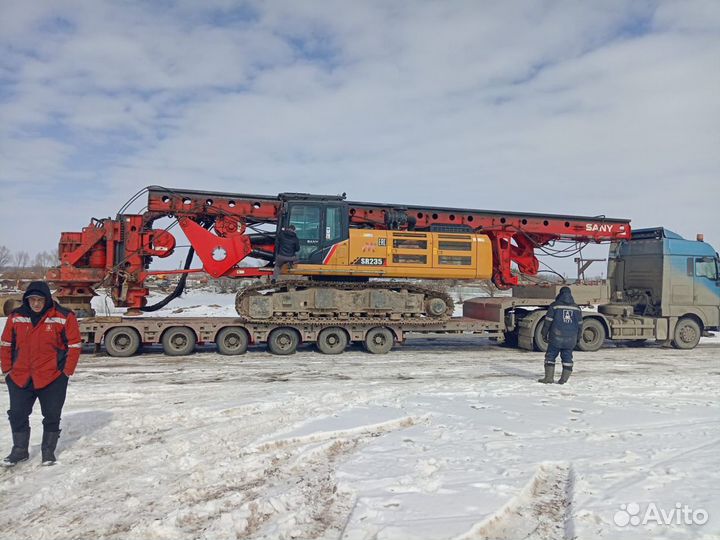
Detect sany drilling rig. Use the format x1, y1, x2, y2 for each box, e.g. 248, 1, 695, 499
42, 186, 718, 356
47, 186, 629, 314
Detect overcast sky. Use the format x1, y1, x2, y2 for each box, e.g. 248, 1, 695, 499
1, 1, 718, 276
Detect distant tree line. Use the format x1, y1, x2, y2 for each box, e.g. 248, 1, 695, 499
0, 245, 59, 276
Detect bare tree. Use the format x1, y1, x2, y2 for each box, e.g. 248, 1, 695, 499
10, 251, 30, 280
0, 245, 10, 268
14, 251, 29, 269
32, 252, 45, 269
46, 250, 60, 268
477, 280, 499, 297
33, 250, 59, 270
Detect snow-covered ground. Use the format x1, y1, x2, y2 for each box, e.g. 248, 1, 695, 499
0, 292, 718, 539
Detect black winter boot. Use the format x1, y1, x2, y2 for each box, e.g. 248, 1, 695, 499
41, 430, 61, 466
538, 364, 555, 384
2, 429, 31, 467
558, 369, 572, 385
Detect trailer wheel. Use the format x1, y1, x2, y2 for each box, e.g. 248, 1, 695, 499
162, 327, 196, 356
672, 318, 701, 350
317, 327, 348, 355
577, 318, 606, 352
268, 327, 300, 355
2, 298, 21, 317
364, 327, 394, 354
533, 321, 549, 352
216, 327, 249, 355
104, 327, 141, 357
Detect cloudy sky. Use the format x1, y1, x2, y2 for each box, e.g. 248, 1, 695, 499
1, 0, 718, 275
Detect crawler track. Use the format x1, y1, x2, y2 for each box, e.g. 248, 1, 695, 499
235, 279, 454, 325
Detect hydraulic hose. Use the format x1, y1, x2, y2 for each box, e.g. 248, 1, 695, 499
138, 247, 195, 312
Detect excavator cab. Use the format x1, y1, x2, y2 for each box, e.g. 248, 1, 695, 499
277, 194, 349, 265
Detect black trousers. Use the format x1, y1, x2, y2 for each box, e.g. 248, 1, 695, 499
273, 254, 299, 280
6, 374, 69, 432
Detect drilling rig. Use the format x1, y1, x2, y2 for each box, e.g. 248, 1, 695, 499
46, 186, 630, 323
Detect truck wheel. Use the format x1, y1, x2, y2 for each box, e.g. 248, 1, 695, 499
533, 322, 549, 352
317, 327, 348, 355
162, 327, 196, 356
672, 318, 701, 349
364, 327, 394, 354
577, 318, 606, 352
216, 327, 249, 355
268, 327, 300, 355
104, 327, 140, 357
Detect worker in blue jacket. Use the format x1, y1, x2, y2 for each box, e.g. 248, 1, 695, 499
538, 286, 583, 384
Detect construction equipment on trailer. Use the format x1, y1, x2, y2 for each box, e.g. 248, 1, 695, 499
43, 187, 719, 356
46, 186, 630, 318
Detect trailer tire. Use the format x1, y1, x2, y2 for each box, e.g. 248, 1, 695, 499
162, 327, 196, 356
577, 318, 606, 352
533, 321, 549, 352
364, 327, 394, 354
268, 327, 300, 355
104, 327, 141, 357
672, 317, 701, 350
216, 327, 249, 355
317, 327, 348, 355
2, 298, 21, 317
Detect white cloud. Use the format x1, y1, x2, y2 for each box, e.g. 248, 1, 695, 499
0, 0, 718, 276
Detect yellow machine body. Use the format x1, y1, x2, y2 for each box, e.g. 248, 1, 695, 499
288, 230, 493, 280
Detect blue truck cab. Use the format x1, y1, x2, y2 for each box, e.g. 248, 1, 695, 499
607, 228, 720, 348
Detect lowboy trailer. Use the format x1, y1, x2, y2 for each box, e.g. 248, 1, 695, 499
77, 227, 719, 357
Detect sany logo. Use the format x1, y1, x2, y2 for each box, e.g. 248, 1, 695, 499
586, 224, 615, 233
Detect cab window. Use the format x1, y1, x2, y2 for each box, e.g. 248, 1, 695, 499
695, 258, 718, 280
289, 205, 321, 242
325, 207, 342, 242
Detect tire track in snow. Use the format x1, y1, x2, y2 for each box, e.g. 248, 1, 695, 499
135, 415, 422, 539
454, 462, 575, 540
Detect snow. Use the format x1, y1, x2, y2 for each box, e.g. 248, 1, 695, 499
90, 289, 242, 318
0, 293, 718, 539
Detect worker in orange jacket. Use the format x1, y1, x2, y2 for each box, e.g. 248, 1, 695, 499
1, 281, 82, 466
